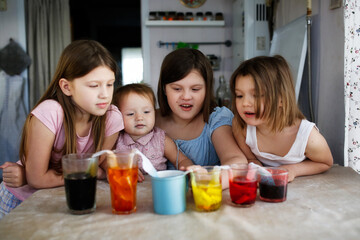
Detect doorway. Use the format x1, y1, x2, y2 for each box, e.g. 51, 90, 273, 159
69, 0, 142, 87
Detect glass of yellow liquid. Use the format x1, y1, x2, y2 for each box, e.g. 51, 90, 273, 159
190, 166, 222, 212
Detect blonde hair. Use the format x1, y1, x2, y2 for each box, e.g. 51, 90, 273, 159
230, 55, 304, 132
113, 83, 156, 109
19, 40, 118, 174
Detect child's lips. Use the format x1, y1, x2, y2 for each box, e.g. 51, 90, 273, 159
244, 111, 255, 117
97, 103, 108, 109
180, 104, 193, 111
135, 124, 146, 129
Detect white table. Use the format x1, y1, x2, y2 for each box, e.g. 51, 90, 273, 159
1, 165, 360, 240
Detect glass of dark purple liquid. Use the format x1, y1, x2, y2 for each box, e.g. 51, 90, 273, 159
62, 153, 98, 214
258, 167, 288, 203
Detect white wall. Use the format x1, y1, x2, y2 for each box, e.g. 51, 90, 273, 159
141, 0, 233, 96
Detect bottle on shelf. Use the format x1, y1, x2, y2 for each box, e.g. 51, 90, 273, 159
216, 75, 227, 107
223, 84, 231, 109
215, 75, 231, 108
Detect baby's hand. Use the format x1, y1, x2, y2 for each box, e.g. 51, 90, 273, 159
138, 169, 145, 182
0, 162, 27, 187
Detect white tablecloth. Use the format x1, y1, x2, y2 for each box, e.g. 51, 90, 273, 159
1, 165, 360, 240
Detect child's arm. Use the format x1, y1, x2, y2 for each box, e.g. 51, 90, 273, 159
212, 123, 249, 190
25, 117, 64, 188
98, 131, 120, 179
231, 122, 261, 164
163, 135, 195, 170
211, 124, 248, 166
281, 127, 333, 181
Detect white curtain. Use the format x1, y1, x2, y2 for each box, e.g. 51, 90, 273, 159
26, 0, 71, 108
344, 0, 360, 173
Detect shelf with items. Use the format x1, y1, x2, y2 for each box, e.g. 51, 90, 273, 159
145, 20, 225, 27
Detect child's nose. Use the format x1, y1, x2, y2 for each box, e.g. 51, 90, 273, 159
99, 86, 110, 98
135, 113, 143, 120
181, 90, 191, 100
242, 96, 253, 106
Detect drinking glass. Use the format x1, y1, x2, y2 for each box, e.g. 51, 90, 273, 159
62, 153, 98, 214
107, 150, 138, 214
228, 163, 258, 207
190, 166, 222, 212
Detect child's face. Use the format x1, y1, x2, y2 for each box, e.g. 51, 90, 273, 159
234, 75, 266, 126
164, 70, 206, 121
119, 93, 155, 141
63, 66, 115, 117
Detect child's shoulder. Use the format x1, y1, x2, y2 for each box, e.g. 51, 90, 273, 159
32, 99, 63, 115
208, 106, 233, 126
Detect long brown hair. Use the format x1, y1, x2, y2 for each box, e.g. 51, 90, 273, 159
157, 48, 217, 122
19, 40, 118, 173
230, 55, 304, 132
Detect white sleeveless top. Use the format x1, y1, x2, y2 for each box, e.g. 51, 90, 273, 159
245, 119, 316, 167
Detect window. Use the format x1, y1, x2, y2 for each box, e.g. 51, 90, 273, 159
121, 48, 143, 85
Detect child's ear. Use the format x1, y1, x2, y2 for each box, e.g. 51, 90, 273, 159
59, 78, 72, 96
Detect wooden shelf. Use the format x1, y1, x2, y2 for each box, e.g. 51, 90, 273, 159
145, 20, 225, 27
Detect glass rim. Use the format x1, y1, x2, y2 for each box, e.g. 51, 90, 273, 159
62, 153, 98, 161
192, 166, 221, 174
263, 166, 289, 175
230, 163, 257, 170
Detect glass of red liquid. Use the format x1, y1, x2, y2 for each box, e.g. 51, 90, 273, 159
258, 167, 288, 203
228, 163, 258, 207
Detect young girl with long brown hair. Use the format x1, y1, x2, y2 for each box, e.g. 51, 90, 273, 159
0, 40, 123, 218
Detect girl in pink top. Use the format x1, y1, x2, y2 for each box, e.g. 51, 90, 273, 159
113, 83, 195, 182
0, 40, 124, 218
230, 55, 333, 182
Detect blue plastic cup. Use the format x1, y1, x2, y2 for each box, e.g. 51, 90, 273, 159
151, 170, 187, 215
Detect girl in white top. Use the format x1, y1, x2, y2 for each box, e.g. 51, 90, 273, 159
230, 55, 333, 182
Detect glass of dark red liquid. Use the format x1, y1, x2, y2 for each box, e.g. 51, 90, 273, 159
228, 163, 258, 207
258, 167, 288, 203
62, 153, 98, 214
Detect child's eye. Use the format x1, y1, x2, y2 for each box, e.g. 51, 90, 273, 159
236, 95, 243, 98
107, 83, 114, 87
126, 113, 134, 116
192, 88, 200, 92
144, 110, 151, 114
89, 84, 98, 88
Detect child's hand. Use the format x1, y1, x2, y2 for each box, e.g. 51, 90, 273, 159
97, 167, 107, 180
138, 169, 145, 182
0, 162, 27, 187
286, 169, 295, 182
180, 165, 202, 172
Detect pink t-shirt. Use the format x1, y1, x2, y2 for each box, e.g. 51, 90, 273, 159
115, 127, 167, 173
6, 99, 124, 201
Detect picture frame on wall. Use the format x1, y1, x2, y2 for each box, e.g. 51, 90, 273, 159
330, 0, 342, 10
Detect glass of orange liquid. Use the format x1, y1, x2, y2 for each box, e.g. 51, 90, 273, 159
107, 150, 138, 214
